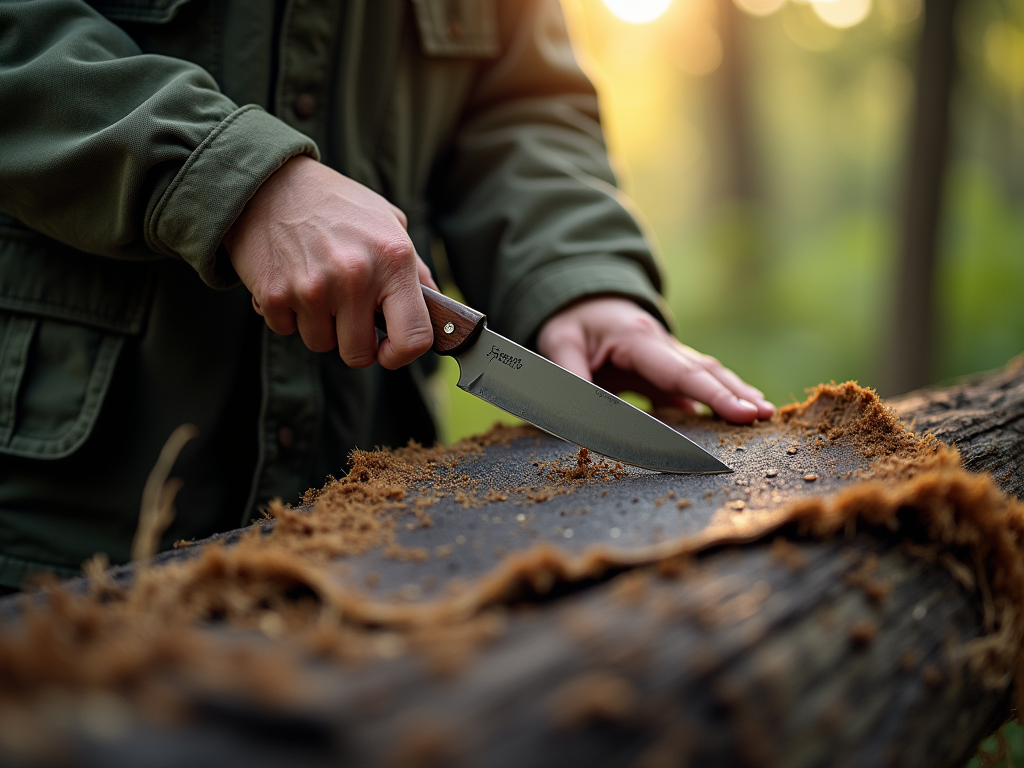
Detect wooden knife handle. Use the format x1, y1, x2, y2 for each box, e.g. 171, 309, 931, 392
422, 285, 486, 356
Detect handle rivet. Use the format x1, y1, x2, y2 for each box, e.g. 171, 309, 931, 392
443, 322, 455, 334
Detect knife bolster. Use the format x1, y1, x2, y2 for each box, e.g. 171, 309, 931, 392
423, 286, 486, 356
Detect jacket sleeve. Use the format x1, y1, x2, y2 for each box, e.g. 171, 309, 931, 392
0, 0, 318, 288
431, 0, 671, 345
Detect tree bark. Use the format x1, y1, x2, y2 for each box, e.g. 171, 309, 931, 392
891, 355, 1024, 500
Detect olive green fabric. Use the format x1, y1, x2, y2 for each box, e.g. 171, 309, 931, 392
0, 0, 669, 588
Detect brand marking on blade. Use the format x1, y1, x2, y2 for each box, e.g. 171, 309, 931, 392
485, 345, 523, 370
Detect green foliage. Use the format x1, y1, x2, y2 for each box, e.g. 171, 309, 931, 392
966, 720, 1024, 767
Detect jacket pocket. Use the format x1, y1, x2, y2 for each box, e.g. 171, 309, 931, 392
410, 0, 500, 58
0, 228, 156, 459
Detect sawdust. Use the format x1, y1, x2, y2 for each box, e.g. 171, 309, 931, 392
540, 447, 628, 483
2, 381, 1024, 754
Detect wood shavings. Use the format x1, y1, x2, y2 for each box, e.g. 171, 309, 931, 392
539, 448, 627, 484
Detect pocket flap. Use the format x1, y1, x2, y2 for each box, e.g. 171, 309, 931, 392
0, 226, 156, 335
85, 0, 196, 24
411, 0, 500, 58
0, 229, 155, 459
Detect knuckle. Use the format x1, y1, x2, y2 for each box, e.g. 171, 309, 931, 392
701, 354, 725, 372
390, 325, 435, 359
266, 318, 297, 337
335, 254, 373, 292
622, 310, 662, 337
677, 357, 702, 375
391, 206, 409, 229
305, 334, 337, 354
296, 276, 329, 309
341, 348, 377, 369
375, 236, 415, 269
541, 326, 578, 352
259, 285, 291, 315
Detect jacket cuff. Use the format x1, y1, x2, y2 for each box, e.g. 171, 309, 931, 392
145, 105, 319, 288
495, 254, 674, 346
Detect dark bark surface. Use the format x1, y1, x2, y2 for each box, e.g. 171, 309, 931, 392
4, 361, 1023, 768
891, 356, 1024, 500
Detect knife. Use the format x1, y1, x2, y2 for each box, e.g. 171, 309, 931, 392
418, 286, 730, 474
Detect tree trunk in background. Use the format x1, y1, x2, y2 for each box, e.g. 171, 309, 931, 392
714, 0, 764, 289
716, 0, 758, 205
882, 0, 960, 396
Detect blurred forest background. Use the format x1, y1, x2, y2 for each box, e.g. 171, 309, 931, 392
439, 0, 1024, 446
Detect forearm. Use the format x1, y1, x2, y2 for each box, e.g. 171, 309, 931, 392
0, 0, 317, 286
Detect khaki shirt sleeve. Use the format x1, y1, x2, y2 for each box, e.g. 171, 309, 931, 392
431, 0, 672, 345
0, 0, 318, 288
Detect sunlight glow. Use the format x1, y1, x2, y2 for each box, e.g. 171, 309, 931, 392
668, 24, 723, 75
811, 0, 872, 28
986, 21, 1024, 92
734, 0, 786, 18
602, 0, 673, 24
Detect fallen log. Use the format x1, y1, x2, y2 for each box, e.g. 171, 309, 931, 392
891, 354, 1024, 500
1, 363, 1022, 768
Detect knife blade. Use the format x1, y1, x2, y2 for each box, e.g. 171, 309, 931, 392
421, 286, 731, 474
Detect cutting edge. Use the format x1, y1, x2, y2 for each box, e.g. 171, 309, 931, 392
451, 327, 732, 474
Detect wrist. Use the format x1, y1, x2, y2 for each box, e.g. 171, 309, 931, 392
223, 155, 314, 256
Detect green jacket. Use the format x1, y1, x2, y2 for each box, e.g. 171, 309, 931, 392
0, 0, 667, 587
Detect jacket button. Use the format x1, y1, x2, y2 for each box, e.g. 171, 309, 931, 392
294, 93, 317, 119
277, 426, 295, 450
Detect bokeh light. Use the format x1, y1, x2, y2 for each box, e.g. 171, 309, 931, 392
811, 0, 873, 29
782, 2, 842, 51
602, 0, 673, 24
876, 0, 921, 26
985, 20, 1024, 93
734, 0, 786, 19
667, 23, 723, 75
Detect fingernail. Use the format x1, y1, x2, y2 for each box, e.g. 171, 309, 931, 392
737, 398, 757, 410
